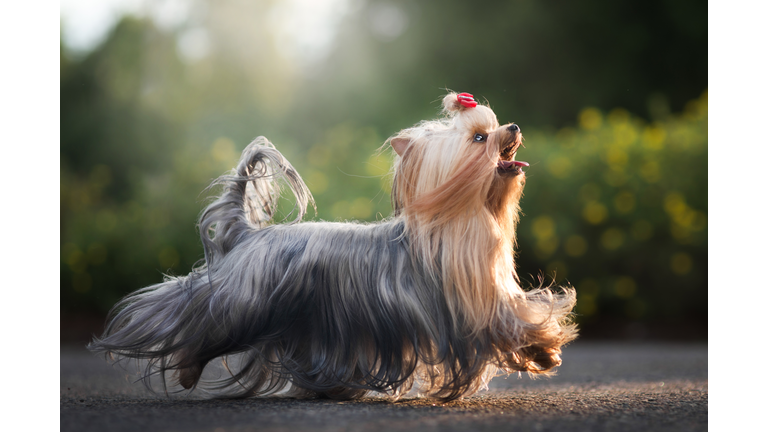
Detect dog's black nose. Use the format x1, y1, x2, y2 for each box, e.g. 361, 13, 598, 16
508, 124, 520, 133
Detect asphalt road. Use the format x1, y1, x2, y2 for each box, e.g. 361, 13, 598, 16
61, 341, 707, 432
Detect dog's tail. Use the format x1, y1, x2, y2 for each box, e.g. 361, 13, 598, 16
199, 136, 315, 267
87, 137, 314, 392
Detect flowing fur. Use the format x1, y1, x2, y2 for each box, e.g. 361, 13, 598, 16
89, 94, 577, 401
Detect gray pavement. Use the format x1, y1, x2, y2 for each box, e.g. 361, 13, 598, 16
61, 341, 707, 431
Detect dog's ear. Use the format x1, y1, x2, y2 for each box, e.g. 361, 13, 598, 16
391, 137, 410, 156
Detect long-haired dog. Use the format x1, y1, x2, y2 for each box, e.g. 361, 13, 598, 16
89, 92, 577, 401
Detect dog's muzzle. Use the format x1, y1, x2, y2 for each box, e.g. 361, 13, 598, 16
497, 124, 528, 174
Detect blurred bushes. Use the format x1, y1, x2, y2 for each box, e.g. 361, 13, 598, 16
60, 2, 707, 338
515, 91, 708, 332
61, 87, 708, 332
59, 18, 396, 313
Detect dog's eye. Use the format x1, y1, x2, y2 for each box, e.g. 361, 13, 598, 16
473, 133, 487, 142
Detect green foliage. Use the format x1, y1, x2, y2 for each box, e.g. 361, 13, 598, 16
60, 89, 708, 326
515, 92, 708, 327
60, 2, 707, 335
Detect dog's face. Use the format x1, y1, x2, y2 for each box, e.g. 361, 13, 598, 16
390, 94, 526, 224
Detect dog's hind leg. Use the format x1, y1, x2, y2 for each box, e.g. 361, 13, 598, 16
177, 360, 207, 389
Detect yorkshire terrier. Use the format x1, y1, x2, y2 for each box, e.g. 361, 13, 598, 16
89, 92, 577, 401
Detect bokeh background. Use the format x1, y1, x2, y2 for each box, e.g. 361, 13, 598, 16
60, 0, 707, 343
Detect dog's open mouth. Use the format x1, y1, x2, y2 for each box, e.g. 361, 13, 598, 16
498, 160, 529, 173
497, 141, 528, 174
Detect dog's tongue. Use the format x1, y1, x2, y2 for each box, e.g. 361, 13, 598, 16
498, 160, 529, 171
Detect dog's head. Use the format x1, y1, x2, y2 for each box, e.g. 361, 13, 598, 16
390, 92, 526, 227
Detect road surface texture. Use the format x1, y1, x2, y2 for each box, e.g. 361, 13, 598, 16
61, 341, 707, 431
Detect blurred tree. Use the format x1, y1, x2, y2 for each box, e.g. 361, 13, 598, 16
60, 0, 707, 340
292, 0, 707, 133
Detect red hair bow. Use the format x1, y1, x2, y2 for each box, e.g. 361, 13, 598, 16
457, 92, 478, 108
